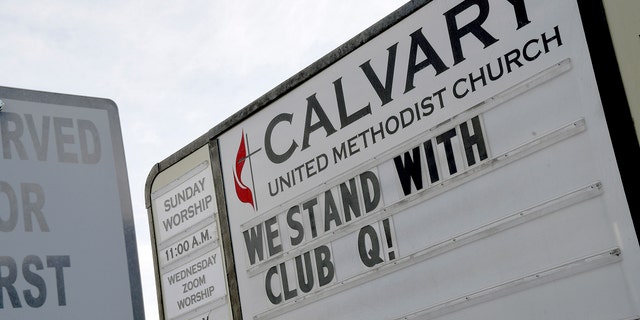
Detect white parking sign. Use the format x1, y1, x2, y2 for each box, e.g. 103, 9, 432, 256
0, 86, 144, 319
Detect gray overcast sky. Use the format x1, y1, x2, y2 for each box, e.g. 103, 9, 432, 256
0, 1, 407, 318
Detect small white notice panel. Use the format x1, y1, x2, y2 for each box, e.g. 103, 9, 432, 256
150, 145, 231, 320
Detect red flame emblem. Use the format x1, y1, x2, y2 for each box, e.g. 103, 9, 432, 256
233, 131, 255, 209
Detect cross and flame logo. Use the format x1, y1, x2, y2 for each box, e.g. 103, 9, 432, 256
233, 130, 258, 210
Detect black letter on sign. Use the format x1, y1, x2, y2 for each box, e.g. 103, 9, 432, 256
358, 225, 384, 267
360, 171, 381, 213
22, 183, 49, 232
302, 94, 337, 151
360, 43, 398, 106
405, 29, 449, 93
280, 262, 297, 301
25, 114, 50, 161
506, 0, 531, 29
295, 252, 314, 293
265, 265, 281, 305
444, 0, 499, 65
286, 206, 304, 247
265, 216, 282, 257
340, 178, 361, 223
314, 245, 334, 287
243, 224, 264, 265
0, 181, 19, 232
53, 117, 78, 164
23, 255, 47, 308
265, 113, 298, 164
47, 255, 70, 306
334, 78, 372, 129
1, 112, 28, 160
459, 116, 488, 166
77, 119, 101, 164
436, 128, 459, 175
393, 146, 423, 196
0, 256, 21, 308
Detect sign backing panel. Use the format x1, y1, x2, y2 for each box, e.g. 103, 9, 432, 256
215, 0, 640, 319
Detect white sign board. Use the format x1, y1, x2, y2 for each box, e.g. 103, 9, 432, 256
160, 248, 226, 317
153, 162, 216, 244
216, 0, 640, 319
150, 146, 230, 320
0, 87, 143, 318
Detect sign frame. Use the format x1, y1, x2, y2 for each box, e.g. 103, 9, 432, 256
145, 0, 640, 319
